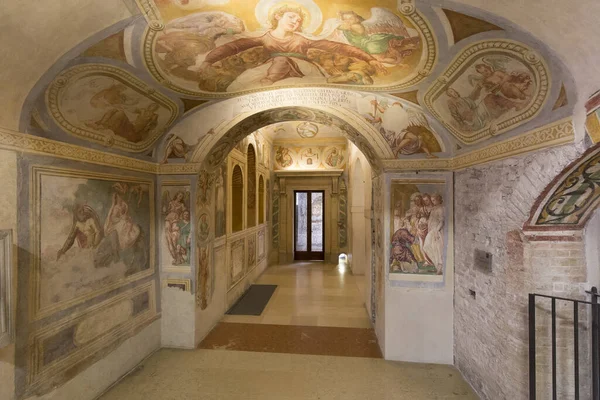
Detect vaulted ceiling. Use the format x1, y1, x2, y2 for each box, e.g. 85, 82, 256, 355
2, 0, 597, 168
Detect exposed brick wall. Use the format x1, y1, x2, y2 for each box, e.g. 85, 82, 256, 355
454, 144, 585, 400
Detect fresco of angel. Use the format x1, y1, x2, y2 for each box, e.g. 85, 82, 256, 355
162, 189, 192, 265
334, 9, 420, 66
197, 5, 388, 91
445, 56, 535, 132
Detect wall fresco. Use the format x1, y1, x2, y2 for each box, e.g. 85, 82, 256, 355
161, 184, 192, 266
389, 180, 447, 277
274, 143, 346, 170
31, 166, 154, 319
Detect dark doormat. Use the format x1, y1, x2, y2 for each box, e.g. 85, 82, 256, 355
226, 284, 277, 315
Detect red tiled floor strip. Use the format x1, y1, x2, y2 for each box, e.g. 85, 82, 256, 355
199, 322, 383, 358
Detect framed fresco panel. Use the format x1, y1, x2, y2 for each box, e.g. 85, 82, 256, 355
229, 238, 245, 290
386, 175, 452, 284
160, 182, 192, 268
424, 40, 550, 145
30, 166, 155, 320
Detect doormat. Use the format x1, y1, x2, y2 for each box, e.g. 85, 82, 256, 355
226, 284, 277, 316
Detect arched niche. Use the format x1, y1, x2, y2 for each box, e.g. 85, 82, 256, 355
247, 144, 256, 228
259, 175, 265, 224
231, 164, 244, 233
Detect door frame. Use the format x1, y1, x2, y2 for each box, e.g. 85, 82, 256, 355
293, 190, 325, 261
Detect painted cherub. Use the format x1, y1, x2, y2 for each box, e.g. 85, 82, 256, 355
336, 8, 419, 66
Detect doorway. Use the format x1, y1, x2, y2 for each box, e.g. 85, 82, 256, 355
294, 191, 325, 261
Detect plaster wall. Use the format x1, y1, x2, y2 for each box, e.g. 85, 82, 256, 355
347, 142, 373, 315
28, 319, 160, 400
0, 149, 17, 400
453, 143, 584, 399
585, 210, 600, 289
383, 172, 454, 365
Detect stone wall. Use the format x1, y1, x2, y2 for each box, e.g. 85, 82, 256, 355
454, 144, 586, 399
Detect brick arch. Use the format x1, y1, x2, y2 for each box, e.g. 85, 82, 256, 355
524, 143, 600, 240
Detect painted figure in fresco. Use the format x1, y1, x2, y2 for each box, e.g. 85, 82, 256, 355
104, 191, 141, 252
89, 84, 140, 109
336, 9, 419, 66
390, 191, 444, 274
390, 225, 417, 273
445, 88, 487, 132
197, 5, 388, 91
161, 134, 191, 164
198, 214, 209, 242
325, 148, 342, 167
156, 12, 245, 75
56, 204, 104, 261
86, 103, 160, 143
176, 211, 192, 263
162, 190, 190, 265
97, 190, 146, 274
423, 194, 444, 275
198, 246, 209, 309
367, 100, 438, 158
196, 170, 215, 207
275, 146, 293, 168
215, 167, 226, 237
446, 57, 534, 132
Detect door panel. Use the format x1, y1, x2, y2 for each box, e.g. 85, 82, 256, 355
294, 191, 325, 260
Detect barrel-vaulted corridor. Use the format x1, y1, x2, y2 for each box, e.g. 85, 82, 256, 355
99, 261, 477, 400
2, 1, 600, 399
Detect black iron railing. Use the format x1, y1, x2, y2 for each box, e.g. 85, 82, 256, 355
529, 287, 599, 399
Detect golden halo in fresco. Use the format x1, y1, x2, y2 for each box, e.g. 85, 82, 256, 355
143, 0, 436, 98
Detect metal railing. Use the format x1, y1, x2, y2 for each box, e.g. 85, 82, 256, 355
529, 287, 599, 399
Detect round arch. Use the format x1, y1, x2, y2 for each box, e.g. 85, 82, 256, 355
189, 106, 386, 172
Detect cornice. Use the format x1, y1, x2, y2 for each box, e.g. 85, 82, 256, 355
0, 118, 574, 176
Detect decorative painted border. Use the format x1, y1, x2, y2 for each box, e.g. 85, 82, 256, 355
2, 117, 574, 176
0, 230, 14, 348
0, 127, 158, 173
257, 229, 266, 262
45, 64, 179, 153
134, 0, 165, 31
247, 233, 256, 269
382, 118, 574, 171
26, 280, 157, 395
140, 8, 436, 98
29, 166, 156, 321
524, 143, 600, 233
423, 40, 550, 145
228, 238, 245, 290
165, 279, 191, 292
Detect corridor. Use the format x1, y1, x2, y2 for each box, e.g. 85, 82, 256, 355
99, 263, 477, 400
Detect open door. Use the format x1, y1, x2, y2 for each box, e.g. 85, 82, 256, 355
294, 191, 324, 261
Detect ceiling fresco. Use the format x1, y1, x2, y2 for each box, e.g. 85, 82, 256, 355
18, 0, 575, 170
143, 0, 435, 96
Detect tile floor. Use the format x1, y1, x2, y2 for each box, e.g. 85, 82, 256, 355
222, 261, 373, 328
99, 262, 478, 399
100, 349, 478, 400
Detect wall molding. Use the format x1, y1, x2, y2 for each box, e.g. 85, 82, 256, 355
0, 118, 575, 176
